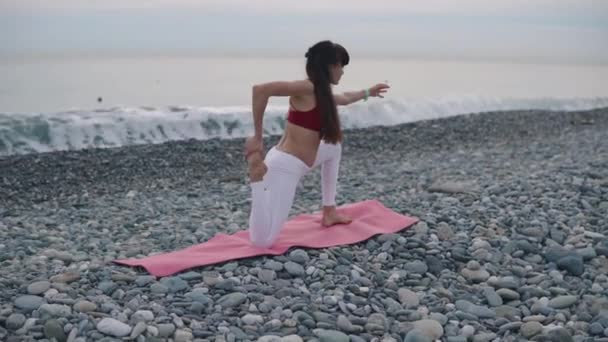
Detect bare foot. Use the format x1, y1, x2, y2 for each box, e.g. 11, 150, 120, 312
247, 151, 267, 182
322, 206, 352, 227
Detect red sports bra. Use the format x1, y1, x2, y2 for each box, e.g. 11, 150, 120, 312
286, 100, 322, 132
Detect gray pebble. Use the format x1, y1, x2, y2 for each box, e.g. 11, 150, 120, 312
27, 281, 51, 295
14, 295, 45, 312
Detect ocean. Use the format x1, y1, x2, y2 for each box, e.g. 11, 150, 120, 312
1, 55, 607, 156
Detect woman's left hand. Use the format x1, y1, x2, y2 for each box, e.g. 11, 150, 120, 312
369, 83, 390, 98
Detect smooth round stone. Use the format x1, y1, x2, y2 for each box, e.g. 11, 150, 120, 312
98, 281, 118, 295
495, 305, 521, 319
496, 288, 520, 301
324, 295, 339, 306
242, 314, 264, 325
596, 240, 608, 257
425, 255, 444, 275
429, 313, 448, 326
414, 222, 429, 235
150, 283, 169, 294
257, 336, 282, 342
555, 313, 568, 323
520, 227, 545, 238
471, 332, 497, 342
54, 251, 74, 262
483, 287, 503, 307
6, 313, 27, 330
455, 311, 480, 321
288, 249, 310, 264
14, 295, 45, 311
174, 329, 193, 342
185, 289, 212, 304
405, 329, 433, 342
129, 322, 147, 339
146, 326, 159, 336
436, 223, 454, 241
44, 319, 66, 342
488, 276, 519, 289
455, 300, 496, 318
73, 300, 97, 313
467, 260, 481, 271
589, 322, 604, 336
217, 293, 247, 308
498, 322, 522, 334
521, 322, 544, 338
577, 246, 597, 260
189, 302, 204, 314
591, 283, 604, 294
66, 328, 78, 342
264, 260, 283, 271
284, 262, 305, 277
366, 313, 388, 332
50, 272, 80, 284
160, 277, 189, 293
27, 281, 51, 295
404, 261, 428, 274
523, 315, 547, 322
471, 239, 492, 250
545, 327, 574, 341
451, 247, 469, 262
398, 288, 420, 308
336, 315, 360, 334
531, 297, 551, 314
446, 338, 467, 342
313, 311, 336, 326
215, 279, 236, 290
461, 268, 490, 283
282, 335, 304, 342
557, 256, 584, 276
132, 310, 154, 322
313, 329, 349, 342
460, 325, 475, 338
548, 295, 578, 309
258, 269, 276, 283
411, 319, 444, 340
178, 271, 201, 281
39, 304, 72, 318
265, 319, 282, 331
96, 318, 132, 337
135, 276, 155, 287
157, 323, 176, 338
44, 288, 59, 299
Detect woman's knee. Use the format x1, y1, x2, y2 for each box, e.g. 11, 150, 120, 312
249, 234, 274, 248
249, 219, 282, 248
248, 224, 274, 248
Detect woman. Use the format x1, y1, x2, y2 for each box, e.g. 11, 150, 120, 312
244, 40, 389, 248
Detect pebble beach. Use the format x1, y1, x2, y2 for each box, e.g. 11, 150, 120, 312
1, 108, 607, 342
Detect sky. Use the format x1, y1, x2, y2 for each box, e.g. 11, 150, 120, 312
1, 0, 607, 64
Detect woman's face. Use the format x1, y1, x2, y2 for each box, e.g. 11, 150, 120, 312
329, 63, 344, 85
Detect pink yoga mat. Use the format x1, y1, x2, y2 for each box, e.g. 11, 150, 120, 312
114, 200, 418, 277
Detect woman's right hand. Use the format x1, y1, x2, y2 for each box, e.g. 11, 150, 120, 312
244, 136, 264, 157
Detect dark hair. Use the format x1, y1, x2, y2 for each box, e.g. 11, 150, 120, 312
305, 40, 349, 144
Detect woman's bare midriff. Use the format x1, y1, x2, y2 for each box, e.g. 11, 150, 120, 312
276, 122, 320, 168
275, 94, 321, 168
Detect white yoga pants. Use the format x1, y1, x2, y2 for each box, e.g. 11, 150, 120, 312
248, 141, 342, 248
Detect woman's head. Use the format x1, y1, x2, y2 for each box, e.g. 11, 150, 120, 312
305, 40, 350, 143
305, 40, 349, 85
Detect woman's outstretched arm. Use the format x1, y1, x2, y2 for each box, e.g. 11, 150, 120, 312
334, 83, 390, 106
